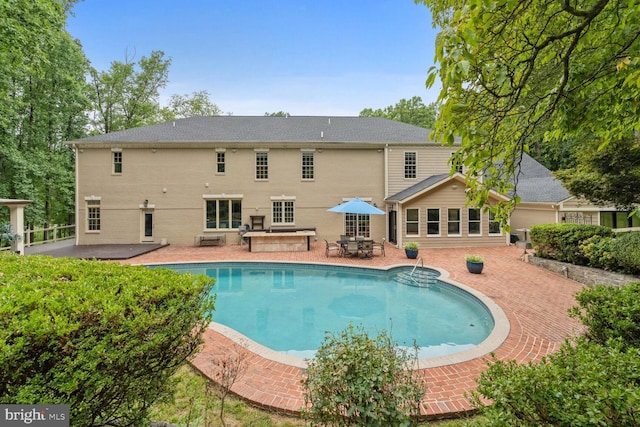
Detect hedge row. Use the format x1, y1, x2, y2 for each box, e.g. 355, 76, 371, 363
0, 254, 215, 427
530, 223, 640, 275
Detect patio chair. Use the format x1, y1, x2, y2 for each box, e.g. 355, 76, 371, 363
344, 240, 359, 257
325, 240, 342, 257
361, 240, 374, 258
372, 238, 385, 257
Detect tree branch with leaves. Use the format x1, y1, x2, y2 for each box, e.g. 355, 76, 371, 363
417, 0, 640, 225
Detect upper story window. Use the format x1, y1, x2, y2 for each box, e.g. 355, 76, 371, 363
447, 208, 461, 236
255, 151, 269, 180
85, 198, 101, 232
404, 152, 417, 179
468, 208, 481, 235
302, 151, 314, 180
272, 196, 295, 225
216, 151, 225, 173
451, 152, 463, 174
112, 149, 122, 174
405, 208, 419, 236
427, 208, 440, 236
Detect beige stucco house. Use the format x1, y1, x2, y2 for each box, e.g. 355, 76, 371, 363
68, 116, 621, 249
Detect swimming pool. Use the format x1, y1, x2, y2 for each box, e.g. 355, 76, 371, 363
159, 262, 505, 362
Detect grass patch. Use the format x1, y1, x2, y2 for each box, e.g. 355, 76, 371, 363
150, 364, 483, 426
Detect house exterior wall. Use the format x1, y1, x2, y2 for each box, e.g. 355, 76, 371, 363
509, 204, 558, 240
75, 145, 387, 246
396, 183, 508, 248
386, 145, 455, 196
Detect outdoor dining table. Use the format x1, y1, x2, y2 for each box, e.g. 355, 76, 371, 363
336, 238, 374, 257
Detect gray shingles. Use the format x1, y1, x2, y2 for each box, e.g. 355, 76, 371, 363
386, 174, 451, 202
74, 116, 434, 144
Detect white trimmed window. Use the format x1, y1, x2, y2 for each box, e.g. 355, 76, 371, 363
468, 208, 481, 235
85, 198, 101, 232
451, 152, 463, 174
112, 149, 122, 174
489, 210, 502, 235
301, 151, 314, 180
447, 208, 461, 236
427, 208, 440, 236
255, 151, 268, 180
404, 152, 417, 179
406, 208, 419, 236
205, 198, 242, 229
345, 213, 371, 238
272, 196, 295, 225
216, 151, 225, 173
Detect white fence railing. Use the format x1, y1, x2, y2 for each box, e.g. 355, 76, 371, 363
22, 224, 75, 247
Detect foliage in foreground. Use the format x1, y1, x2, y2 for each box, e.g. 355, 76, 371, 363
471, 339, 640, 427
0, 254, 215, 427
571, 282, 640, 349
416, 0, 640, 226
470, 283, 640, 426
302, 324, 426, 426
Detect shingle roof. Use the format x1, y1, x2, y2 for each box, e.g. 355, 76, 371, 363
511, 155, 571, 203
386, 174, 451, 202
386, 155, 570, 204
73, 116, 435, 144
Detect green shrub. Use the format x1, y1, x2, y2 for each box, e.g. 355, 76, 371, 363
470, 338, 640, 427
0, 253, 215, 427
530, 223, 614, 265
570, 282, 640, 349
610, 231, 640, 275
471, 282, 640, 426
579, 235, 617, 271
302, 324, 425, 426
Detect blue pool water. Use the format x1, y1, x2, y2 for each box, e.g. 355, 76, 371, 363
160, 262, 495, 359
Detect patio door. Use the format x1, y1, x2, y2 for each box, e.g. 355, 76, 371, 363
389, 210, 397, 244
141, 210, 154, 242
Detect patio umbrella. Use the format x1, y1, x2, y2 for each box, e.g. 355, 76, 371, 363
328, 198, 385, 215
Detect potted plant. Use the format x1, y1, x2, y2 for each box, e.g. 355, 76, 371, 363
403, 241, 419, 259
465, 254, 484, 274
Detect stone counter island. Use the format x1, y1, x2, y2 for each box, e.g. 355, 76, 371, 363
243, 229, 316, 252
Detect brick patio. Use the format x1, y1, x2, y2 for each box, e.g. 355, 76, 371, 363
124, 242, 585, 420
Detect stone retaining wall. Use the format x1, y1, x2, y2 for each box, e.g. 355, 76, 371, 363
527, 255, 639, 287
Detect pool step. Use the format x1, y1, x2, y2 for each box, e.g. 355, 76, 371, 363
396, 270, 438, 288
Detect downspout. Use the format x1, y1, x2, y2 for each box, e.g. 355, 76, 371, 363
73, 144, 80, 245
384, 145, 389, 240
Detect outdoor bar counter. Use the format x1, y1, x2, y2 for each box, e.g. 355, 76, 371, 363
243, 229, 316, 252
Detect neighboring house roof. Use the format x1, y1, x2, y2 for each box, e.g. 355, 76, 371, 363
511, 154, 571, 203
71, 116, 438, 145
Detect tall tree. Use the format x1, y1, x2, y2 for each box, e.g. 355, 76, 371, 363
360, 96, 437, 129
556, 137, 640, 210
0, 0, 87, 227
88, 50, 171, 134
417, 0, 640, 224
160, 90, 221, 121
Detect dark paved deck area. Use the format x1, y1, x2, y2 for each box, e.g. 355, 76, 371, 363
25, 240, 166, 260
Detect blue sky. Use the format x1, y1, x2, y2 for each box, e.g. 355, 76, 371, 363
67, 1, 439, 116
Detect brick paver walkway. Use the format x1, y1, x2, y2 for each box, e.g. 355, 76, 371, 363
124, 242, 585, 420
